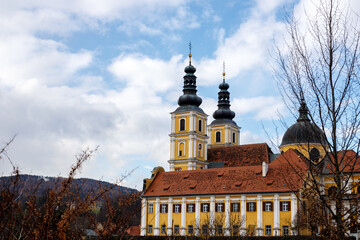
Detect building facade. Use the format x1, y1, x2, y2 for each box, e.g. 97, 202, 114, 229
140, 53, 360, 237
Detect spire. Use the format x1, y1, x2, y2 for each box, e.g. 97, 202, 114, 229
177, 44, 202, 108
297, 97, 310, 122
213, 62, 235, 121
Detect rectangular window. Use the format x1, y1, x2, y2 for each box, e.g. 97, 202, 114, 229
198, 119, 202, 132
148, 225, 153, 234
216, 203, 224, 212
232, 132, 236, 143
187, 203, 195, 213
173, 204, 181, 213
174, 225, 179, 235
148, 204, 153, 213
188, 225, 193, 235
283, 225, 289, 236
281, 201, 290, 212
160, 204, 168, 213
265, 225, 271, 235
233, 225, 239, 236
216, 225, 223, 235
201, 203, 209, 212
263, 201, 273, 212
202, 225, 208, 235
231, 202, 240, 212
247, 202, 256, 212
161, 225, 166, 234
247, 225, 255, 236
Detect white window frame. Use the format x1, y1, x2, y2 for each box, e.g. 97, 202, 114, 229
215, 131, 221, 142
188, 203, 194, 213
174, 204, 180, 213
174, 225, 179, 235
161, 225, 166, 234
217, 203, 224, 212
179, 118, 186, 131
161, 204, 167, 213
264, 202, 272, 212
188, 225, 194, 235
148, 204, 153, 213
283, 225, 289, 236
232, 203, 239, 212
202, 203, 209, 212
249, 202, 255, 212
282, 201, 289, 211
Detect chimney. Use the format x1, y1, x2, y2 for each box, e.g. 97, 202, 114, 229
262, 162, 268, 177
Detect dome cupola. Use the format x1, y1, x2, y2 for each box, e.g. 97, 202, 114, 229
280, 98, 327, 147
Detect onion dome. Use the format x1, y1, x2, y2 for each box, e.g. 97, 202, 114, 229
210, 68, 237, 126
175, 52, 204, 113
280, 98, 327, 147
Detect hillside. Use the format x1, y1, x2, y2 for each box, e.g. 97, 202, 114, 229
0, 174, 138, 200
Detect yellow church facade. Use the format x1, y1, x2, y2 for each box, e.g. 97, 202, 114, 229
140, 53, 360, 237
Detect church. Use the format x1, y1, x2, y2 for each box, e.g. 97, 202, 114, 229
139, 52, 360, 237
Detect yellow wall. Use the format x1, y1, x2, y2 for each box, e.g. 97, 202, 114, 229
280, 144, 327, 163
210, 126, 225, 145
175, 114, 190, 134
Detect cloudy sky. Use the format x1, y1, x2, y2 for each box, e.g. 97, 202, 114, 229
1, 0, 359, 189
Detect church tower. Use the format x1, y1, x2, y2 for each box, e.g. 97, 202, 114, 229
208, 64, 240, 147
168, 50, 209, 171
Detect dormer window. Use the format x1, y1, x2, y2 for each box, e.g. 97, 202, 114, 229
216, 131, 221, 143
180, 119, 185, 131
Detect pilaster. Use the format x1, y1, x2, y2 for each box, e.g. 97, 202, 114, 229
256, 195, 263, 236
167, 198, 173, 236
181, 197, 187, 236
141, 198, 147, 236
225, 195, 231, 236
154, 198, 160, 236
273, 194, 280, 236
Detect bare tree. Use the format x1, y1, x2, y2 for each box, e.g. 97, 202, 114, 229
274, 0, 360, 238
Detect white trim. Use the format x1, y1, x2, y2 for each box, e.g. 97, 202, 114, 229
154, 198, 160, 236
195, 197, 201, 236
256, 195, 263, 236
210, 196, 215, 236
167, 198, 173, 236
141, 199, 147, 236
181, 197, 187, 236
224, 196, 230, 236
240, 196, 246, 235
273, 194, 280, 236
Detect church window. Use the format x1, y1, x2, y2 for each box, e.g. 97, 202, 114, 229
265, 225, 271, 235
280, 201, 290, 212
160, 204, 168, 213
202, 225, 208, 234
310, 148, 320, 162
216, 203, 224, 212
198, 119, 202, 132
231, 203, 239, 212
232, 132, 236, 143
174, 225, 179, 235
201, 203, 209, 212
247, 202, 256, 212
148, 225, 153, 234
263, 201, 273, 212
180, 119, 185, 131
187, 203, 195, 213
188, 225, 193, 235
161, 225, 166, 234
179, 142, 185, 156
198, 143, 202, 157
148, 204, 153, 213
282, 225, 289, 236
173, 204, 181, 213
216, 131, 221, 142
216, 225, 223, 235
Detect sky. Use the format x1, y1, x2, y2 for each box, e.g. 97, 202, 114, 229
1, 0, 359, 190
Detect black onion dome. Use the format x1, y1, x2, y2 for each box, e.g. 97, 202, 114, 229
174, 55, 203, 113
280, 99, 327, 147
210, 77, 237, 126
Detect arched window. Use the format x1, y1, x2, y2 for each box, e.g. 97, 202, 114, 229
179, 142, 185, 156
180, 119, 185, 131
198, 143, 202, 157
215, 131, 221, 143
198, 119, 202, 132
310, 148, 320, 162
232, 132, 236, 143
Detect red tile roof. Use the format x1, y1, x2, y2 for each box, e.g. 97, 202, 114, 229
326, 150, 360, 173
144, 149, 308, 197
207, 143, 273, 167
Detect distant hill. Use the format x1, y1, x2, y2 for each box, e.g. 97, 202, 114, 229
0, 174, 138, 200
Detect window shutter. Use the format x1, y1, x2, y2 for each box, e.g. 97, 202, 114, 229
246, 203, 249, 211
215, 203, 218, 212
166, 204, 168, 213
270, 202, 273, 211
179, 204, 181, 213
173, 204, 175, 213
288, 201, 291, 211
254, 202, 257, 211
186, 204, 189, 212
230, 203, 233, 212
263, 202, 265, 211
201, 203, 203, 212
193, 204, 196, 212
280, 202, 283, 211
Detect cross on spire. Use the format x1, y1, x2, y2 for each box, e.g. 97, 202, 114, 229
188, 41, 192, 64
222, 61, 226, 82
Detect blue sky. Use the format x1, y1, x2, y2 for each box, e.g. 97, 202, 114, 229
1, 0, 359, 189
